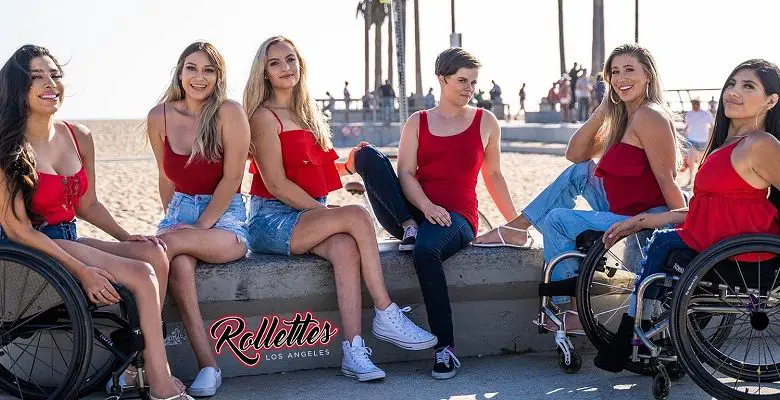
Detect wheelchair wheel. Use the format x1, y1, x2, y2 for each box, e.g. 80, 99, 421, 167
77, 310, 127, 396
576, 231, 652, 352
0, 244, 93, 400
669, 234, 780, 399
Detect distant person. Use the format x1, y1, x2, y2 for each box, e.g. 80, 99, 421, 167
683, 99, 715, 186
242, 36, 436, 382
490, 80, 502, 105
547, 82, 560, 111
324, 91, 335, 116
380, 80, 395, 122
559, 78, 572, 122
362, 90, 374, 120
353, 47, 517, 380
708, 96, 718, 116
594, 74, 606, 104
575, 69, 591, 121
424, 87, 436, 109
519, 82, 526, 112
343, 81, 351, 121
568, 62, 584, 101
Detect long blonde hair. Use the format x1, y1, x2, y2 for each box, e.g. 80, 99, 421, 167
243, 36, 332, 150
601, 44, 682, 166
157, 41, 227, 163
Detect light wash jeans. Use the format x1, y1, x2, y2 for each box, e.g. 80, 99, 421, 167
522, 161, 667, 303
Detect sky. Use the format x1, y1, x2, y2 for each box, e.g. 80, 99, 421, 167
3, 0, 779, 119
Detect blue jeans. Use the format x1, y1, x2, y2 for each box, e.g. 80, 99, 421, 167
523, 161, 667, 303
627, 229, 691, 317
381, 97, 393, 121
0, 221, 78, 244
354, 146, 475, 348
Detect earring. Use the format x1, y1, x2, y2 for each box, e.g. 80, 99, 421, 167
755, 106, 766, 132
610, 90, 619, 104
646, 83, 650, 100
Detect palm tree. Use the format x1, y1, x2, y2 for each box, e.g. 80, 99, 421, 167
591, 0, 605, 75
558, 0, 566, 75
356, 1, 371, 95
413, 0, 422, 96
387, 5, 393, 87
371, 2, 388, 91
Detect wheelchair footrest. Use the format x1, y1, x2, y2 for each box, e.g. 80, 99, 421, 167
539, 277, 578, 297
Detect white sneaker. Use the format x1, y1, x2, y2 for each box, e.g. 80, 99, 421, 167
398, 225, 418, 251
187, 366, 221, 397
341, 336, 386, 382
372, 303, 438, 350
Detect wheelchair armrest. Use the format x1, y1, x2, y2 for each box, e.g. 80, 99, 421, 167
663, 249, 698, 276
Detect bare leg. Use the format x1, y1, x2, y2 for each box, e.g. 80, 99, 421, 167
158, 228, 246, 264
77, 238, 170, 302
168, 254, 217, 369
290, 205, 391, 310
55, 240, 181, 398
687, 148, 701, 186
309, 234, 362, 340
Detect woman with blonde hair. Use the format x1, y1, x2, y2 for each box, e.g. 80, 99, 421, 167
473, 44, 687, 331
143, 41, 250, 397
243, 36, 436, 382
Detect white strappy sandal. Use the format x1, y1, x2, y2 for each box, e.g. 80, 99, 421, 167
150, 391, 194, 400
472, 225, 535, 249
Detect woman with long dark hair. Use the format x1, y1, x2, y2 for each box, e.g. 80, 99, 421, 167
594, 59, 780, 372
0, 45, 191, 400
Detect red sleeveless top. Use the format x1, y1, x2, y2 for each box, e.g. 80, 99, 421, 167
679, 138, 780, 261
31, 122, 89, 226
416, 109, 484, 234
161, 105, 237, 195
595, 142, 665, 216
249, 109, 341, 199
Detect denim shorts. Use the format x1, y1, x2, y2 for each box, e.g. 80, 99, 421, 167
246, 196, 326, 255
0, 221, 78, 244
158, 192, 248, 246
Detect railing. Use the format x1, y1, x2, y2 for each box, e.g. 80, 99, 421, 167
663, 88, 721, 114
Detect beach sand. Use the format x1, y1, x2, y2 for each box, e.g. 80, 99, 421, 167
74, 119, 684, 242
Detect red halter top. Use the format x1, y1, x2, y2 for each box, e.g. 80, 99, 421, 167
31, 122, 89, 226
679, 138, 780, 261
416, 109, 485, 234
595, 142, 666, 216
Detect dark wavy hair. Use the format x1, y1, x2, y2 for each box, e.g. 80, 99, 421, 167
705, 59, 780, 213
0, 45, 63, 225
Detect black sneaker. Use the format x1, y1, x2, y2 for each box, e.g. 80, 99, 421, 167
431, 346, 460, 379
398, 225, 417, 251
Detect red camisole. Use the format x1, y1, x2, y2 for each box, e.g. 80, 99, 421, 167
678, 138, 780, 261
595, 142, 666, 216
249, 109, 341, 199
161, 105, 237, 195
31, 122, 89, 226
416, 109, 484, 234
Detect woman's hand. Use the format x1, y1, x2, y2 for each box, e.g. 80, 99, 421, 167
125, 234, 167, 251
78, 266, 121, 305
346, 141, 371, 174
603, 214, 649, 248
421, 201, 451, 227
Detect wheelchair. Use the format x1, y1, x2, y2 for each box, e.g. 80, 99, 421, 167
0, 242, 158, 400
534, 228, 653, 374
576, 233, 780, 400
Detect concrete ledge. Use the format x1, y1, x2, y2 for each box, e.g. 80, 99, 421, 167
162, 242, 566, 380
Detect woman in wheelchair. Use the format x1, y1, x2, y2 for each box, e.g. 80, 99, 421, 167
473, 44, 687, 331
594, 58, 780, 373
0, 45, 192, 399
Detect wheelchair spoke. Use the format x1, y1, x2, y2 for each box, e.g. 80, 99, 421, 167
594, 295, 631, 325
733, 328, 756, 390
759, 330, 780, 380
589, 281, 634, 294
1, 265, 6, 332
693, 286, 749, 316
6, 281, 56, 336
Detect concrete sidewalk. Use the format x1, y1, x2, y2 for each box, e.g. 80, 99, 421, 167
86, 350, 714, 400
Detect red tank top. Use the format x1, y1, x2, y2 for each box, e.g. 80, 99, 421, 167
595, 142, 666, 216
249, 109, 341, 199
31, 122, 89, 226
161, 105, 237, 195
416, 109, 484, 234
679, 138, 780, 261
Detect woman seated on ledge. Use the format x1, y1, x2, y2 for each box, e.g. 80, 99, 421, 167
594, 58, 780, 372
242, 36, 436, 383
352, 47, 518, 379
472, 44, 687, 332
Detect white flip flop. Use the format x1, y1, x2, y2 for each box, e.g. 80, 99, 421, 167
472, 225, 535, 249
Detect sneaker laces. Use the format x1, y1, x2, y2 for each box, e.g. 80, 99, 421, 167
351, 342, 377, 370
435, 347, 461, 369
390, 306, 428, 339
402, 225, 417, 240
